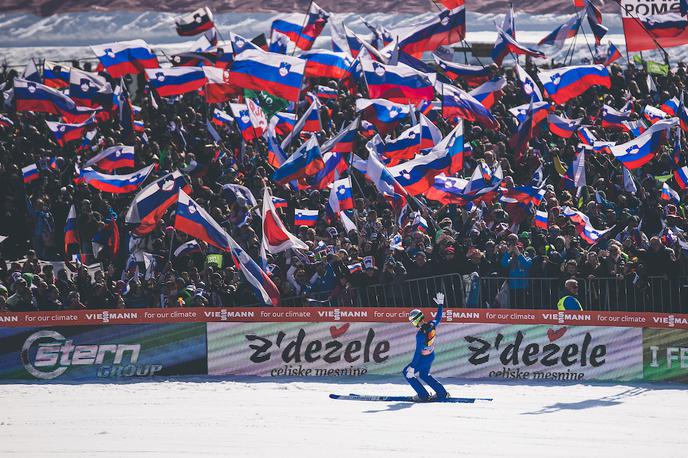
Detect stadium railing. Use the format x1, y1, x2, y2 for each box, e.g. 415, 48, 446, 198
262, 274, 688, 313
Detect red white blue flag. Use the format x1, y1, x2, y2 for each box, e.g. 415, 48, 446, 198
175, 7, 215, 36
81, 164, 154, 194
91, 40, 158, 78
229, 50, 305, 102
145, 67, 207, 98
538, 65, 611, 105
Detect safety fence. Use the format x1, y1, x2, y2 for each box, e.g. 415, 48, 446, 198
263, 274, 688, 313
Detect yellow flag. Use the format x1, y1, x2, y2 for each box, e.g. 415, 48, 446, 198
553, 155, 567, 176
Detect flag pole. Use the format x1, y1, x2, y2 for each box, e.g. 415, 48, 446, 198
609, 0, 670, 65
291, 0, 315, 56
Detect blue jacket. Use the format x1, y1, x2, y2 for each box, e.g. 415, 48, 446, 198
501, 252, 532, 290
411, 303, 443, 367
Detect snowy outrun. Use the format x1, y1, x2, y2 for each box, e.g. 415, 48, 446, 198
1, 378, 685, 457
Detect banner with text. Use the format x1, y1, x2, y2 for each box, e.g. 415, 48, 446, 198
0, 324, 207, 381
643, 328, 688, 382
621, 0, 688, 52
1, 308, 687, 329
207, 322, 643, 382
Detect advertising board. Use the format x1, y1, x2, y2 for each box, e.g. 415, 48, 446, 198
0, 324, 207, 381
207, 322, 643, 381
643, 328, 688, 382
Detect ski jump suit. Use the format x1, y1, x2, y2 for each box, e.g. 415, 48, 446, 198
403, 302, 448, 400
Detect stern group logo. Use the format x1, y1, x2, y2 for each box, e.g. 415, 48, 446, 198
20, 330, 160, 380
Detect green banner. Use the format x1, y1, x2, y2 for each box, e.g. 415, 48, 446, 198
643, 328, 688, 382
655, 174, 673, 183
244, 90, 289, 118
647, 60, 669, 77
206, 254, 223, 268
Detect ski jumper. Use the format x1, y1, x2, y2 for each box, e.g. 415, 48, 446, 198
403, 303, 448, 399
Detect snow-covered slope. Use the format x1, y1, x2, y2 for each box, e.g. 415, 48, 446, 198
0, 377, 685, 457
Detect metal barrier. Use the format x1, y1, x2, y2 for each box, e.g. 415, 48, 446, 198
245, 274, 688, 312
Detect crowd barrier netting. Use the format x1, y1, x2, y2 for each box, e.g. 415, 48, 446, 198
1, 307, 687, 383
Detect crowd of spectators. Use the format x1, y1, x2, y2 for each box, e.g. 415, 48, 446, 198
0, 53, 687, 313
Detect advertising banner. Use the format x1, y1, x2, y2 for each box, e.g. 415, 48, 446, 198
0, 324, 207, 381
620, 0, 688, 52
207, 322, 643, 382
1, 307, 687, 329
643, 328, 688, 382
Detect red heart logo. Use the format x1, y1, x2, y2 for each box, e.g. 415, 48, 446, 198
547, 327, 567, 342
330, 323, 350, 338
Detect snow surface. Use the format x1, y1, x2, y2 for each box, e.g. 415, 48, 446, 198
0, 377, 685, 457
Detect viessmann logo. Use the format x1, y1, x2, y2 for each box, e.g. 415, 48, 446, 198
20, 330, 162, 380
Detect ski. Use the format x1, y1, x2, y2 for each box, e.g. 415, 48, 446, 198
329, 393, 493, 403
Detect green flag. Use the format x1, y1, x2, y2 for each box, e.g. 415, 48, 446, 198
655, 174, 673, 183
632, 54, 644, 65
244, 89, 289, 118
206, 254, 223, 268
647, 60, 669, 77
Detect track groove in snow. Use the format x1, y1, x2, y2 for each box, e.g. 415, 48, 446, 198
0, 377, 685, 457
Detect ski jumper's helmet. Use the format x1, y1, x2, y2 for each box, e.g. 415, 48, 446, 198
409, 309, 424, 326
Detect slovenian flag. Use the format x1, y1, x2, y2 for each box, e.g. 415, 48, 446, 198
389, 148, 453, 196
547, 113, 581, 138
661, 97, 680, 117
125, 170, 190, 235
491, 5, 515, 66
91, 40, 159, 78
355, 98, 411, 134
538, 65, 611, 105
175, 7, 215, 36
442, 83, 499, 130
22, 163, 39, 184
69, 68, 113, 109
432, 119, 464, 174
674, 165, 688, 190
271, 2, 329, 51
468, 77, 506, 110
331, 177, 354, 212
84, 145, 135, 171
362, 60, 434, 104
81, 164, 154, 194
561, 206, 612, 244
398, 7, 466, 58
433, 55, 490, 87
661, 182, 680, 204
509, 101, 551, 126
316, 85, 338, 99
294, 209, 319, 226
644, 105, 669, 124
494, 25, 546, 61
14, 78, 79, 116
145, 67, 207, 98
174, 240, 202, 257
514, 63, 543, 102
272, 196, 288, 209
301, 50, 353, 80
601, 104, 632, 130
534, 209, 549, 229
211, 108, 234, 127
64, 204, 79, 253
609, 118, 677, 169
174, 189, 232, 251
603, 42, 622, 66
43, 61, 71, 89
46, 117, 96, 146
230, 103, 260, 142
272, 135, 324, 184
229, 50, 305, 102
